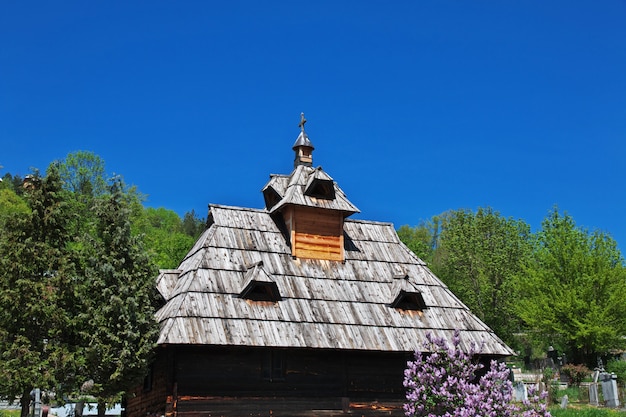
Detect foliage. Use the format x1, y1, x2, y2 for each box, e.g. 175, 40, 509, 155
182, 209, 206, 238
515, 208, 626, 366
541, 368, 560, 405
0, 166, 79, 417
555, 386, 581, 403
404, 330, 551, 417
0, 188, 29, 228
560, 364, 591, 388
0, 153, 197, 417
57, 151, 108, 198
550, 408, 626, 417
429, 207, 531, 345
0, 410, 21, 417
134, 207, 204, 269
0, 172, 25, 195
606, 359, 626, 386
74, 178, 159, 417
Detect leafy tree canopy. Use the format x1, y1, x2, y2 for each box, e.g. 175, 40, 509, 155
57, 151, 108, 198
515, 208, 626, 366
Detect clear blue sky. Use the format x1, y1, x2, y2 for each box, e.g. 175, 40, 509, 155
2, 1, 625, 249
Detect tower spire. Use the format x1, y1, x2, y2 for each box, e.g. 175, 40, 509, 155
292, 112, 314, 168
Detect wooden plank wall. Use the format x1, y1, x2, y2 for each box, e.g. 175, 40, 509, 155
157, 345, 408, 416
126, 349, 174, 417
287, 207, 344, 261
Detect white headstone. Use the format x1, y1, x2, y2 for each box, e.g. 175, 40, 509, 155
601, 372, 620, 408
589, 383, 599, 406
514, 382, 528, 402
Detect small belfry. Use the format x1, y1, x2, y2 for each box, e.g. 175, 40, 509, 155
263, 113, 359, 261
292, 112, 314, 167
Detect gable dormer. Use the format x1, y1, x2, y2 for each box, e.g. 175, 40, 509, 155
262, 114, 359, 262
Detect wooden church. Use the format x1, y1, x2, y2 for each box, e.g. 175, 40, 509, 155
125, 115, 514, 417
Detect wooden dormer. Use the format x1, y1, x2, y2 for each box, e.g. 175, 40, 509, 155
262, 114, 359, 262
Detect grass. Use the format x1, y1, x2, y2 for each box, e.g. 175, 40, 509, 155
550, 408, 626, 417
546, 384, 626, 417
0, 410, 21, 417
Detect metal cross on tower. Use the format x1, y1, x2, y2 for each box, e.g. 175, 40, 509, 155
298, 112, 307, 132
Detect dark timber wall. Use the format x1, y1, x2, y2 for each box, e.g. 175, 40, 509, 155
127, 345, 409, 417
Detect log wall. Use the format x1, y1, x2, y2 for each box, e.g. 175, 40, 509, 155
127, 346, 409, 417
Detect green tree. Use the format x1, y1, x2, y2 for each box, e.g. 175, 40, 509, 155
182, 209, 206, 238
57, 151, 107, 198
397, 222, 436, 264
75, 178, 159, 417
515, 208, 626, 366
134, 207, 197, 269
0, 188, 29, 228
430, 207, 531, 344
0, 166, 78, 417
1, 172, 25, 195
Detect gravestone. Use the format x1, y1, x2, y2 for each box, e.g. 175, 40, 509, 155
30, 389, 41, 417
589, 370, 600, 406
601, 372, 620, 408
514, 382, 528, 402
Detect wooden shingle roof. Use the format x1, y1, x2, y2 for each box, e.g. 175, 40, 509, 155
262, 165, 360, 216
155, 204, 514, 356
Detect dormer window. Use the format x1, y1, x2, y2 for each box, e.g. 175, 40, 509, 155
238, 261, 282, 302
390, 290, 427, 311
305, 178, 335, 200
304, 167, 336, 200
263, 186, 282, 211
240, 280, 282, 302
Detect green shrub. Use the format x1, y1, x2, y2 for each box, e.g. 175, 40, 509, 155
606, 359, 626, 386
542, 367, 560, 405
561, 363, 591, 387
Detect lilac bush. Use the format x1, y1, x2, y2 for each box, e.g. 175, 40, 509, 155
404, 331, 551, 417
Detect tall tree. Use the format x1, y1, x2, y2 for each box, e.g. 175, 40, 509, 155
397, 221, 437, 264
134, 207, 198, 269
75, 178, 159, 417
57, 151, 108, 198
0, 188, 29, 228
182, 209, 206, 238
1, 172, 26, 195
515, 208, 626, 365
0, 166, 78, 417
429, 207, 531, 345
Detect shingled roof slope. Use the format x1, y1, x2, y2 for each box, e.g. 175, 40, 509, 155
262, 165, 360, 215
155, 204, 514, 356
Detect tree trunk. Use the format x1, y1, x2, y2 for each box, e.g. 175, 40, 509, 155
20, 389, 30, 417
97, 399, 107, 417
75, 400, 84, 417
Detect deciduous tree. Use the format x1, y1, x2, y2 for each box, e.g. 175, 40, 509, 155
429, 207, 531, 345
515, 208, 626, 365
